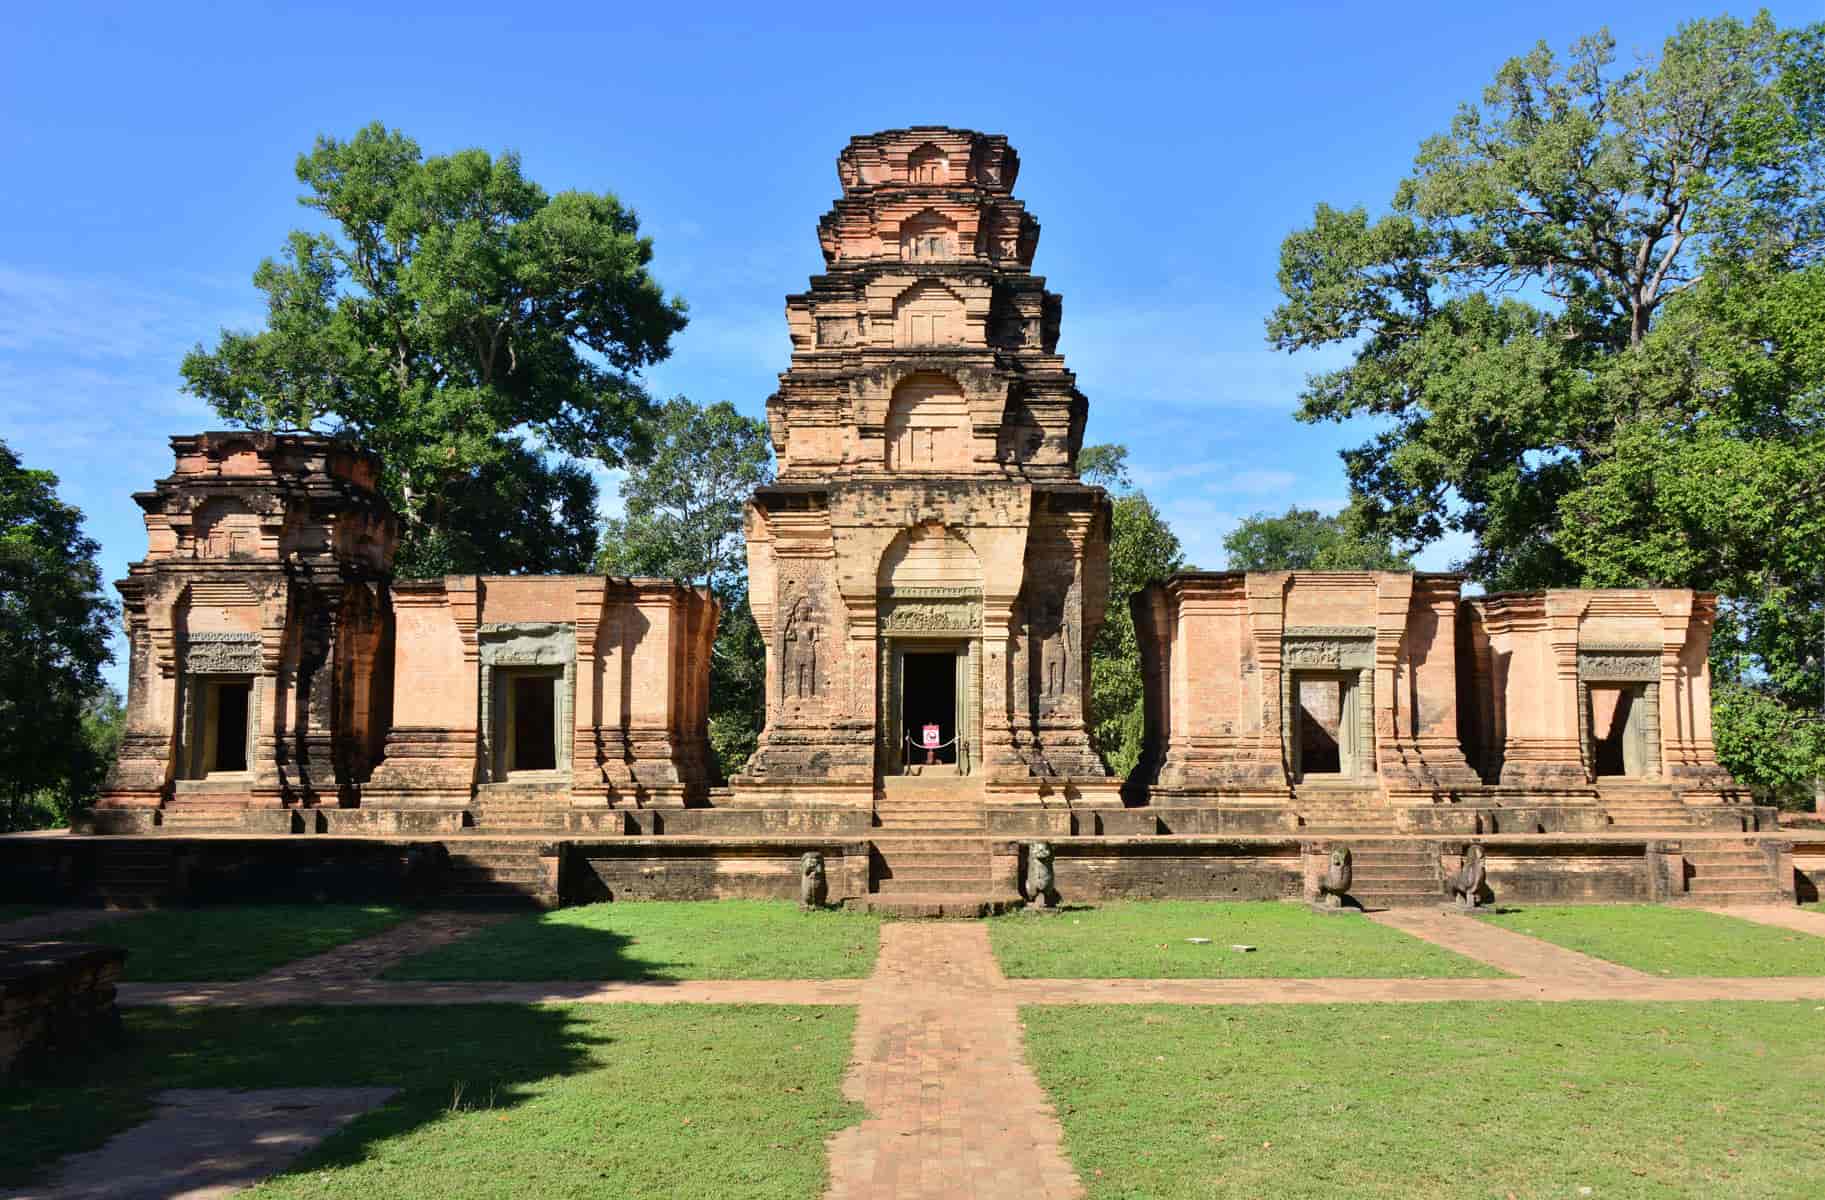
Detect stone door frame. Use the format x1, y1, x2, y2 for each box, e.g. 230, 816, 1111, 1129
1577, 645, 1662, 781
175, 632, 263, 785
877, 589, 982, 778
1280, 627, 1376, 783
478, 622, 577, 785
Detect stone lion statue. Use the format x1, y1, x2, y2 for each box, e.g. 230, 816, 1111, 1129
799, 851, 828, 910
1023, 841, 1060, 909
1318, 847, 1353, 909
1447, 844, 1487, 910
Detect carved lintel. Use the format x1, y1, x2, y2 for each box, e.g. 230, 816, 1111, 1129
181, 632, 262, 675
1578, 651, 1660, 682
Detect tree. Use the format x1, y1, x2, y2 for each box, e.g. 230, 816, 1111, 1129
0, 440, 117, 831
1222, 507, 1412, 571
182, 122, 688, 575
1082, 444, 1185, 777
1268, 14, 1825, 804
596, 397, 775, 779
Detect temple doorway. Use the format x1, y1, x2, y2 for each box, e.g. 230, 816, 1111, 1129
1292, 671, 1362, 781
900, 650, 960, 767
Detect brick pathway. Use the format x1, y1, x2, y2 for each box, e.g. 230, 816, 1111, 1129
10, 1087, 397, 1200
119, 978, 864, 1006
1704, 904, 1825, 938
824, 923, 1082, 1200
0, 907, 127, 941
1367, 907, 1649, 983
249, 910, 515, 988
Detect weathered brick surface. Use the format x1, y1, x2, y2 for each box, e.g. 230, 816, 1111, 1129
0, 941, 126, 1078
825, 923, 1082, 1200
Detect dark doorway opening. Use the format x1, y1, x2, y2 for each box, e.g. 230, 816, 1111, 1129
902, 651, 958, 766
511, 673, 558, 772
1295, 675, 1345, 778
1591, 685, 1643, 777
211, 679, 251, 773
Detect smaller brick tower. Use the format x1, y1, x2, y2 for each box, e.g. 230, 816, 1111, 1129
94, 433, 396, 831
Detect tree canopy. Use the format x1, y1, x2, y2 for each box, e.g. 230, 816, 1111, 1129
596, 397, 775, 779
182, 121, 688, 576
1222, 507, 1412, 572
1082, 444, 1186, 778
0, 440, 118, 831
1268, 12, 1825, 803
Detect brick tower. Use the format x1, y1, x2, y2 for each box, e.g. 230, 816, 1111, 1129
735, 128, 1114, 813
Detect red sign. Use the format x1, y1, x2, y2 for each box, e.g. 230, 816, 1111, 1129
921, 724, 941, 748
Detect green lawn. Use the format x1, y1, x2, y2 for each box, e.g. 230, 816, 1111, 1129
988, 901, 1500, 979
1024, 1002, 1825, 1199
384, 901, 882, 981
1, 1003, 859, 1197
92, 905, 412, 981
1478, 905, 1825, 976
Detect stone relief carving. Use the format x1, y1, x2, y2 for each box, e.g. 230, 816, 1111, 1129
782, 594, 824, 698
1578, 651, 1661, 682
816, 316, 857, 347
182, 632, 262, 675
882, 602, 980, 634
1282, 634, 1374, 671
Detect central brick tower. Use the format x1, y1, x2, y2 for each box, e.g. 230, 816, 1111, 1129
735, 127, 1114, 814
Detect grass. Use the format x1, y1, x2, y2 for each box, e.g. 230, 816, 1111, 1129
383, 901, 882, 981
1478, 905, 1825, 976
987, 901, 1501, 979
92, 905, 412, 981
1023, 1001, 1825, 1199
0, 904, 47, 924
1, 1003, 859, 1197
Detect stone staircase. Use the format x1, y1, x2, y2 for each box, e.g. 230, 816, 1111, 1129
92, 842, 174, 907
441, 837, 556, 906
1680, 841, 1786, 904
1345, 844, 1441, 909
472, 784, 571, 832
861, 777, 1013, 915
1602, 802, 1705, 833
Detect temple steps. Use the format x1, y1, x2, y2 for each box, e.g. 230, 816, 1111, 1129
1680, 843, 1785, 903
442, 838, 554, 906
93, 845, 174, 907
847, 893, 1022, 918
1345, 847, 1442, 908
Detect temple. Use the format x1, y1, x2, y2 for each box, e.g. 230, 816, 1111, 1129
12, 127, 1807, 912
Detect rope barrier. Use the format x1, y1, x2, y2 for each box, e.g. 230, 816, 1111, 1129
904, 733, 961, 751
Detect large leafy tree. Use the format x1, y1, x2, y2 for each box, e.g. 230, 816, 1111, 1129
596, 397, 775, 779
0, 441, 117, 831
1223, 507, 1412, 571
183, 122, 688, 575
1081, 445, 1185, 778
1269, 14, 1825, 804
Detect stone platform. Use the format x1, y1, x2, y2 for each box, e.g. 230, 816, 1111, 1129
0, 817, 1802, 911
0, 940, 127, 1078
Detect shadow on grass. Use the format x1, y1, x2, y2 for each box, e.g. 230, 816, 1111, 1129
381, 920, 692, 982
0, 1004, 601, 1189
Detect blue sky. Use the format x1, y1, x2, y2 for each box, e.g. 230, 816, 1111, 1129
1, 1, 1758, 689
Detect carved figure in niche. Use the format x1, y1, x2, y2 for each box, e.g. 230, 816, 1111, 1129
1318, 847, 1353, 909
1022, 841, 1059, 908
1029, 594, 1072, 702
800, 851, 828, 909
782, 595, 822, 700
1447, 844, 1488, 910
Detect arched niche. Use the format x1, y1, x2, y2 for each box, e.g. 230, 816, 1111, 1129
893, 280, 966, 347
877, 521, 983, 594
190, 498, 262, 559
908, 142, 949, 184
885, 373, 971, 472
900, 210, 957, 262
